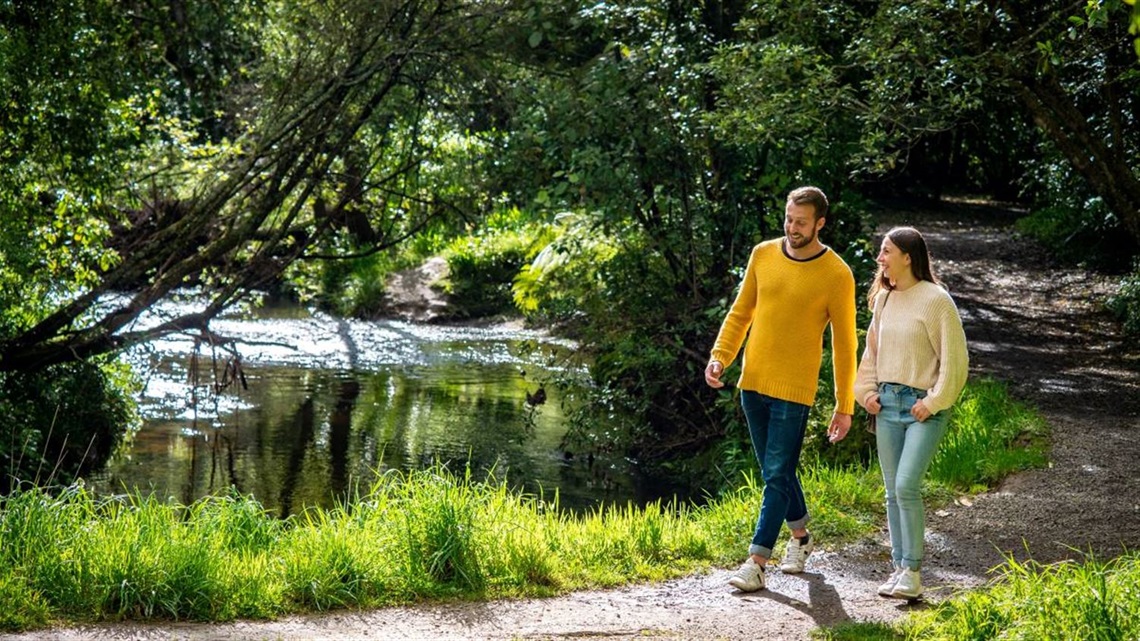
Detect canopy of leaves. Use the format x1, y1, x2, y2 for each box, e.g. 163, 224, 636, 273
0, 0, 519, 373
1, 0, 1137, 475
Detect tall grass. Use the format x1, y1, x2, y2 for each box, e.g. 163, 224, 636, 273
813, 553, 1140, 640
0, 378, 1047, 632
0, 469, 728, 631
927, 377, 1048, 493
901, 551, 1140, 640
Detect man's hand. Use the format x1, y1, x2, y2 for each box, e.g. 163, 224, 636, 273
827, 411, 852, 443
704, 360, 725, 388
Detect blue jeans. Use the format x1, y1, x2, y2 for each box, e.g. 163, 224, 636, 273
875, 382, 949, 571
740, 391, 811, 558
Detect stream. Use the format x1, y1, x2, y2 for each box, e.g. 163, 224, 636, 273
87, 296, 690, 516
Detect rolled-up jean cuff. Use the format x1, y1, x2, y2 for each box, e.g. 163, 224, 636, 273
787, 515, 810, 531
749, 544, 772, 558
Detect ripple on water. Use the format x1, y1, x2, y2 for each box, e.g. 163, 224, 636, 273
101, 294, 666, 517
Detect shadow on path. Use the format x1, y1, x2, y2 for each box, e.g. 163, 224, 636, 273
735, 570, 852, 628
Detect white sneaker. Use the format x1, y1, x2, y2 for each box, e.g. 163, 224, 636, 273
779, 535, 814, 574
890, 568, 922, 599
728, 557, 766, 592
877, 566, 905, 597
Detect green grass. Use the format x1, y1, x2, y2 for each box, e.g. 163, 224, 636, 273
0, 378, 1051, 632
812, 557, 1140, 641
898, 551, 1140, 641
927, 378, 1048, 494
811, 554, 1140, 638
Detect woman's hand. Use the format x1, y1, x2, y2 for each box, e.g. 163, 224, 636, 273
910, 399, 932, 422
865, 393, 882, 415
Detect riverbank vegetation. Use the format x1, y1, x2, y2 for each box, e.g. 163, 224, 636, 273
0, 378, 1043, 633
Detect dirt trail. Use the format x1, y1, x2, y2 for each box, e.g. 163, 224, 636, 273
7, 199, 1139, 641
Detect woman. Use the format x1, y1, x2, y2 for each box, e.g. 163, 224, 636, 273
855, 226, 968, 600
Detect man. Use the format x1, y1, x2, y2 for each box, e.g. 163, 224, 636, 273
705, 186, 857, 592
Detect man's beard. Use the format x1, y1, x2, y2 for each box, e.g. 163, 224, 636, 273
787, 229, 817, 249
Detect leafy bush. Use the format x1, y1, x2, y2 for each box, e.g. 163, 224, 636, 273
442, 209, 554, 318
1017, 154, 1137, 270
0, 360, 138, 493
1015, 200, 1135, 270
1107, 259, 1140, 337
513, 212, 723, 468
511, 211, 620, 324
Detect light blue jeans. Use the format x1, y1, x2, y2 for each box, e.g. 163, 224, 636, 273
875, 382, 948, 571
740, 391, 812, 559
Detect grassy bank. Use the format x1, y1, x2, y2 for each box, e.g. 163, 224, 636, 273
818, 551, 1140, 640
0, 378, 1046, 632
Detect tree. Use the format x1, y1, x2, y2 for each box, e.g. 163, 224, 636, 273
853, 0, 1140, 243
482, 1, 875, 471
0, 0, 517, 374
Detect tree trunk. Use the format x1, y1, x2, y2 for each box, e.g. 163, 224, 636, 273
1013, 71, 1140, 244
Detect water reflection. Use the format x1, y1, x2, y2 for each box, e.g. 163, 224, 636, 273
91, 300, 687, 516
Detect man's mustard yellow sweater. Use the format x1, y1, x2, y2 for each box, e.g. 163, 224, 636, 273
710, 239, 858, 414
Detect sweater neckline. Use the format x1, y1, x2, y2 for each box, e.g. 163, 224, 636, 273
890, 280, 933, 295
781, 240, 829, 263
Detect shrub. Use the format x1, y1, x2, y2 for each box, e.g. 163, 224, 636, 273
443, 210, 554, 318
0, 360, 138, 493
1107, 259, 1140, 337
1015, 200, 1134, 270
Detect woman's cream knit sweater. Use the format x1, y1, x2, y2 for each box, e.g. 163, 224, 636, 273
854, 280, 969, 415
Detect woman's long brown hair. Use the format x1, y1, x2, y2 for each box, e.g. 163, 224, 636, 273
866, 226, 942, 308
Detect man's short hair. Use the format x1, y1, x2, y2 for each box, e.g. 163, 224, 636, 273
787, 186, 829, 221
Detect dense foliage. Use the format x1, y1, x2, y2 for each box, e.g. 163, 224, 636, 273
1108, 259, 1140, 336
0, 0, 1137, 487
0, 361, 137, 493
